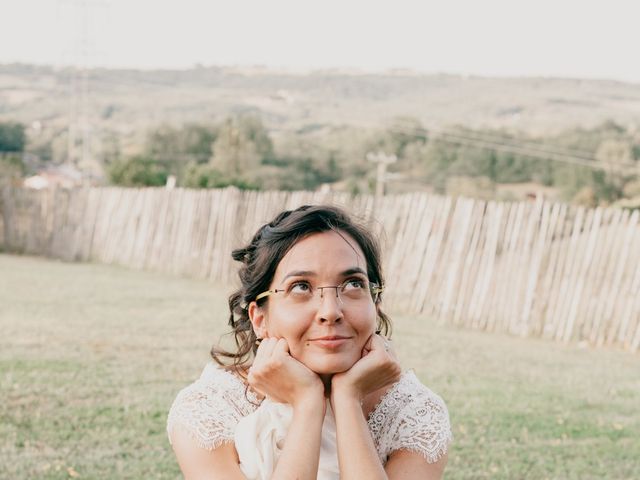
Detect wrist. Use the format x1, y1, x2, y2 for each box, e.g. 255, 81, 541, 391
292, 387, 325, 414
330, 381, 362, 404
329, 388, 364, 421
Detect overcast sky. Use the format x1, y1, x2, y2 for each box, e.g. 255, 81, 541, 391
2, 0, 639, 82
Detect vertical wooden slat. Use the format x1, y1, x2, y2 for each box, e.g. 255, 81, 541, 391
3, 185, 640, 353
562, 207, 601, 343
601, 210, 638, 345
532, 203, 567, 336
550, 207, 586, 341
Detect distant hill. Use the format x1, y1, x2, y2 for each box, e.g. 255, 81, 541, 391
2, 64, 639, 205
1, 63, 639, 144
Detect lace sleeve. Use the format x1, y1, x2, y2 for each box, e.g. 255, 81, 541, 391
166, 364, 257, 451
387, 377, 452, 464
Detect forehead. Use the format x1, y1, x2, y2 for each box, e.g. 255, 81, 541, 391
273, 230, 366, 280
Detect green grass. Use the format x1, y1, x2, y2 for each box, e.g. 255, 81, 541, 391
1, 253, 638, 479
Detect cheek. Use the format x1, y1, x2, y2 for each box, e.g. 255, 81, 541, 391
359, 306, 378, 338
357, 304, 378, 331
265, 306, 310, 343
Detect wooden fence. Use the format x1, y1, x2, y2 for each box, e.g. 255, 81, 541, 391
1, 185, 639, 352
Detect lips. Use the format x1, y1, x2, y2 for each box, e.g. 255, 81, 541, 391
310, 335, 351, 341
309, 335, 352, 349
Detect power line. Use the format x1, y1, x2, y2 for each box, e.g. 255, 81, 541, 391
431, 127, 596, 158
62, 116, 637, 178
385, 125, 638, 176
266, 120, 636, 175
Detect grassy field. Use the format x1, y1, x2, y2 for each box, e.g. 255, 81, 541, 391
1, 253, 638, 479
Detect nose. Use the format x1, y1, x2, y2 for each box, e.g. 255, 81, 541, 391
316, 287, 343, 323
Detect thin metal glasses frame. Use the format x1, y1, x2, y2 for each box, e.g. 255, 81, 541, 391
255, 280, 384, 303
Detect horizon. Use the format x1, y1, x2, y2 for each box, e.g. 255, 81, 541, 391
2, 0, 639, 84
2, 61, 638, 86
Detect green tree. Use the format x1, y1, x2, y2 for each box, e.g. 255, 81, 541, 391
0, 122, 26, 152
146, 123, 217, 164
141, 123, 218, 184
183, 163, 225, 188
595, 139, 633, 167
107, 155, 168, 187
209, 116, 273, 176
0, 153, 25, 181
367, 117, 427, 162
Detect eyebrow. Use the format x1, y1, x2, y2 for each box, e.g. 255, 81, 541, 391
281, 267, 368, 282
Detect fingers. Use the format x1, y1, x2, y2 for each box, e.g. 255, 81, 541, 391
252, 338, 275, 373
333, 333, 401, 400
249, 336, 323, 404
274, 337, 290, 356
249, 338, 280, 395
261, 337, 279, 357
361, 333, 374, 357
252, 337, 290, 373
362, 333, 395, 358
369, 334, 384, 350
257, 338, 289, 358
368, 334, 398, 362
369, 333, 390, 352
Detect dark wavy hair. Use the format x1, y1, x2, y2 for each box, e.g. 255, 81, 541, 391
211, 204, 391, 372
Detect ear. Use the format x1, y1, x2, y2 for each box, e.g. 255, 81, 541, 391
248, 301, 268, 338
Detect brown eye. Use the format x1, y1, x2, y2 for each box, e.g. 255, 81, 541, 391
288, 281, 312, 294
343, 278, 365, 291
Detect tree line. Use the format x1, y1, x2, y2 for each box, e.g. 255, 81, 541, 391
2, 117, 639, 206
105, 116, 640, 206
0, 122, 27, 180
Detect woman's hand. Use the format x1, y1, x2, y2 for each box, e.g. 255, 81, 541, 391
331, 334, 402, 402
248, 337, 325, 411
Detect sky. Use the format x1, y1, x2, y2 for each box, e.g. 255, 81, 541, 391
1, 0, 639, 83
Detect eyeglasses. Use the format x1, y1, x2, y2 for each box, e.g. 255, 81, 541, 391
256, 278, 384, 306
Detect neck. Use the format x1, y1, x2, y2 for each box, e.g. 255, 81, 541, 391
320, 373, 333, 397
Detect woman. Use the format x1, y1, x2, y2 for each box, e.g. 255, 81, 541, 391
167, 205, 452, 479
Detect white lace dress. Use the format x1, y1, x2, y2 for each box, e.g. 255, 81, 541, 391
167, 363, 452, 479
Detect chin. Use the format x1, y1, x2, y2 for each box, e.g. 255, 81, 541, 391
304, 355, 358, 375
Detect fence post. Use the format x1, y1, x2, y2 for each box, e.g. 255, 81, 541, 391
0, 184, 14, 251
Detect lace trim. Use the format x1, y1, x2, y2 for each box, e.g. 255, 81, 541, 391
166, 364, 259, 450
167, 364, 452, 463
367, 371, 452, 464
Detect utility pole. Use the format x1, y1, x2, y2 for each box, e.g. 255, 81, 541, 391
366, 151, 397, 199
61, 0, 107, 180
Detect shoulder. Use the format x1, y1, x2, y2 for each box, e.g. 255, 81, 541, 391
370, 371, 452, 464
167, 363, 258, 451
395, 371, 451, 429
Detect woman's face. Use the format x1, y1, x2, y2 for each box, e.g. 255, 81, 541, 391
250, 230, 378, 375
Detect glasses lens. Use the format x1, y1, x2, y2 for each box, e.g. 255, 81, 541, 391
339, 279, 370, 301
280, 280, 379, 305
284, 283, 314, 303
